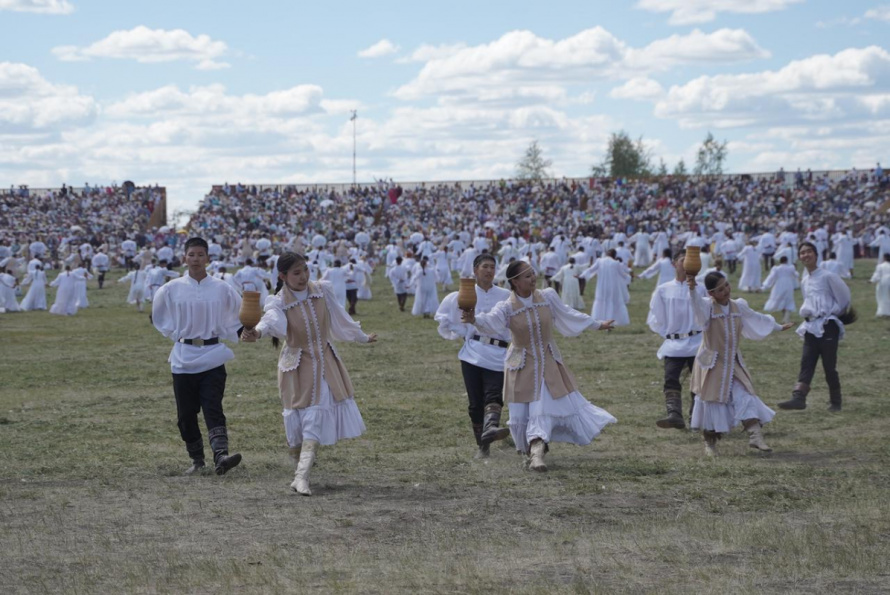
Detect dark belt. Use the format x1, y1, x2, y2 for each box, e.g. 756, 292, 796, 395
472, 334, 509, 348
665, 330, 702, 340
179, 337, 219, 346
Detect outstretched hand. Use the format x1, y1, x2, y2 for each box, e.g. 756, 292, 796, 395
240, 328, 260, 342
367, 333, 378, 343
598, 319, 615, 331
780, 322, 795, 331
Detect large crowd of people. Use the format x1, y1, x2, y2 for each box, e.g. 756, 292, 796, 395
2, 169, 890, 491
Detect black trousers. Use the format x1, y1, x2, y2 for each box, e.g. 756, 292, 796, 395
460, 361, 505, 424
663, 356, 695, 394
797, 321, 841, 391
172, 365, 228, 445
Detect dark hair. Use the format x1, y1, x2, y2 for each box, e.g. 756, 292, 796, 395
779, 256, 788, 264
662, 248, 672, 258
505, 260, 532, 291
334, 259, 341, 267
473, 253, 496, 269
271, 252, 308, 348
607, 249, 617, 258
704, 271, 726, 291
568, 257, 575, 265
673, 249, 686, 262
184, 237, 208, 252
884, 253, 890, 263
798, 241, 817, 255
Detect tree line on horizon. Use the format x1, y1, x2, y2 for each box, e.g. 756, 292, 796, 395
515, 132, 728, 181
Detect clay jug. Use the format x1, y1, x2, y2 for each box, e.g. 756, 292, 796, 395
457, 278, 477, 311
684, 246, 702, 277
240, 290, 263, 329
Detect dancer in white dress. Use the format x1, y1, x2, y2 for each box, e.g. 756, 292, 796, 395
688, 272, 794, 456
463, 261, 617, 472
241, 252, 377, 496
762, 256, 799, 323
20, 265, 47, 311
869, 254, 890, 318
410, 256, 440, 318
49, 267, 79, 315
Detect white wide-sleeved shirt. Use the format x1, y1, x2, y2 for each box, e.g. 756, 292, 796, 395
798, 267, 851, 339
255, 281, 369, 343
647, 279, 707, 359
435, 284, 512, 372
473, 288, 602, 340
152, 272, 243, 374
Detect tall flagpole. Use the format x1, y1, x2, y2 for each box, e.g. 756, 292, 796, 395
350, 110, 357, 187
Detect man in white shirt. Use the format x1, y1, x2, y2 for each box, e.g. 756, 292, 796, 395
152, 237, 243, 475
778, 241, 853, 413
647, 249, 706, 429
91, 250, 110, 289
435, 254, 512, 458
386, 256, 409, 311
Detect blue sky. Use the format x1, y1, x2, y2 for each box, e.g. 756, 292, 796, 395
2, 0, 890, 214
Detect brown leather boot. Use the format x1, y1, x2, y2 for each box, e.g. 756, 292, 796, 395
778, 382, 809, 410
656, 391, 686, 429
480, 403, 511, 444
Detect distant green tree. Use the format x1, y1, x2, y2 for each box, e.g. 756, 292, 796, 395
593, 131, 653, 178
694, 132, 729, 177
515, 140, 552, 180
673, 159, 688, 177
657, 158, 668, 176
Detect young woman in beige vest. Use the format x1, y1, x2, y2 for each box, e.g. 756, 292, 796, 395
687, 272, 794, 456
241, 252, 378, 495
463, 261, 617, 472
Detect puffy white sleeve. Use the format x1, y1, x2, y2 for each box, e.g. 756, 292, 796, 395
472, 299, 511, 338
639, 260, 660, 280
255, 292, 288, 340
736, 298, 783, 339
219, 282, 244, 342
762, 267, 778, 289
579, 259, 600, 281
151, 285, 176, 340
543, 288, 600, 336
321, 281, 370, 343
435, 291, 472, 341
827, 273, 852, 314
690, 289, 713, 329
647, 287, 666, 336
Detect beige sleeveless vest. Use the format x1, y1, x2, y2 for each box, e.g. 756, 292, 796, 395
690, 299, 756, 403
503, 290, 579, 403
276, 281, 355, 409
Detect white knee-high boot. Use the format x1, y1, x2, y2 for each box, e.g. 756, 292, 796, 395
291, 440, 318, 496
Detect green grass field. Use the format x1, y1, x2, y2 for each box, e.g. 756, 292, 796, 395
1, 262, 888, 594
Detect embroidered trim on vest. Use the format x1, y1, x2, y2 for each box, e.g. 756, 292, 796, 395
278, 345, 302, 372
307, 297, 326, 405
296, 300, 319, 403
531, 306, 547, 401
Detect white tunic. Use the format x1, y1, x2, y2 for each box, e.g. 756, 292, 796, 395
581, 257, 631, 326
20, 270, 47, 311
49, 272, 78, 315
435, 284, 511, 372
762, 264, 799, 312
870, 261, 890, 317
647, 279, 706, 359
798, 267, 851, 339
151, 273, 243, 374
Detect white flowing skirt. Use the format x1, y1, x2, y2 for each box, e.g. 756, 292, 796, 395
282, 379, 366, 447
690, 380, 775, 433
507, 380, 617, 453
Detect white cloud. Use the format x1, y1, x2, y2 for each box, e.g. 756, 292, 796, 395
865, 6, 890, 22
654, 46, 890, 128
0, 62, 96, 132
358, 39, 400, 58
0, 0, 73, 14
610, 78, 665, 101
52, 26, 230, 70
397, 43, 468, 63
395, 27, 767, 103
636, 0, 803, 26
